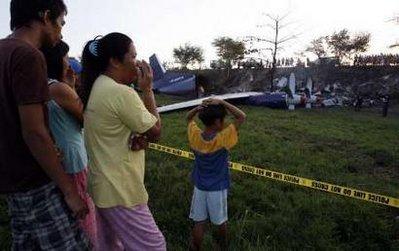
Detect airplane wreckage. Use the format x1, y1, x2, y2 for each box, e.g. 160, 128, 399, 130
149, 54, 345, 113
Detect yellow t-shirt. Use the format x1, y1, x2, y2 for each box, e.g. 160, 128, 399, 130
187, 121, 238, 191
84, 75, 157, 208
188, 121, 238, 154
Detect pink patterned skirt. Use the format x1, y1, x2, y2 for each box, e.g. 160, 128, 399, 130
70, 168, 97, 248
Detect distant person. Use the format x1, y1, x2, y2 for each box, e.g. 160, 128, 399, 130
196, 74, 207, 98
382, 95, 389, 117
42, 41, 97, 246
81, 33, 165, 250
197, 85, 205, 98
0, 0, 89, 249
355, 95, 363, 111
186, 98, 246, 250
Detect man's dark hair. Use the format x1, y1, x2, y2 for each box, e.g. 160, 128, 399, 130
42, 40, 69, 81
198, 104, 227, 127
10, 0, 67, 30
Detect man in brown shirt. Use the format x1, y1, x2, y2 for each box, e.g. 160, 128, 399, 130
0, 0, 89, 249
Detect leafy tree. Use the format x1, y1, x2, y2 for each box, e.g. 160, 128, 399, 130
212, 37, 245, 69
327, 29, 370, 63
173, 43, 204, 69
306, 37, 329, 59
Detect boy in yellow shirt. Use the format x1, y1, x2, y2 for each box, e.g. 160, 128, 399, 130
187, 98, 246, 250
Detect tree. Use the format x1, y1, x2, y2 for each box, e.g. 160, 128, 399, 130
173, 43, 204, 69
162, 61, 177, 71
306, 37, 329, 59
327, 29, 370, 63
212, 37, 245, 69
244, 13, 298, 91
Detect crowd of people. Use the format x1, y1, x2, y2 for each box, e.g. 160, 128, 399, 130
236, 57, 303, 69
354, 54, 399, 66
0, 0, 244, 250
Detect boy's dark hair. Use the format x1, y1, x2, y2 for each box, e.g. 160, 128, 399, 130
41, 40, 69, 81
198, 104, 227, 127
10, 0, 67, 30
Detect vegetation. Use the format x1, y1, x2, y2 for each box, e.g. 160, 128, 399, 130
147, 95, 399, 250
212, 37, 246, 77
306, 37, 329, 59
173, 43, 204, 69
306, 29, 371, 64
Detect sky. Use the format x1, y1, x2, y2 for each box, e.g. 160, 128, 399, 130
0, 0, 398, 66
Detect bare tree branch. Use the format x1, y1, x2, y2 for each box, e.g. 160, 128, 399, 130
279, 21, 296, 30
387, 15, 399, 23
281, 12, 291, 21
244, 36, 275, 44
264, 12, 290, 22
278, 35, 298, 44
267, 24, 276, 30
254, 47, 275, 51
265, 13, 277, 21
244, 12, 299, 91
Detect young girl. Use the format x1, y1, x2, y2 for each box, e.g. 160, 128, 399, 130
42, 41, 96, 246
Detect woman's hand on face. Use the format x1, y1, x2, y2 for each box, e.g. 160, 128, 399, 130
65, 67, 77, 88
136, 60, 153, 92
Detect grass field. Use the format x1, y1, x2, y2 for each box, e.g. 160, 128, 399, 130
1, 95, 398, 250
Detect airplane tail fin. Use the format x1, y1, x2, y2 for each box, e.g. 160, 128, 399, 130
149, 54, 166, 81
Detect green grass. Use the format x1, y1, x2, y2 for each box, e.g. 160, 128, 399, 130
147, 95, 399, 250
1, 94, 398, 250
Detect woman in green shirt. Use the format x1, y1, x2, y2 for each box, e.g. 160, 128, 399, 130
80, 33, 164, 251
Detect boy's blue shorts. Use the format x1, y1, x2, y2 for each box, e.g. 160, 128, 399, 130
189, 186, 228, 225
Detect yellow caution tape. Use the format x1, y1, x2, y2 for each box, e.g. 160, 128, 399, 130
149, 143, 399, 209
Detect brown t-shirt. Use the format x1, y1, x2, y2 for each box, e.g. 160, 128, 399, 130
0, 38, 51, 193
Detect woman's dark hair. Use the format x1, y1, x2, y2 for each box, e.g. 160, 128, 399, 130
80, 32, 133, 109
10, 0, 67, 30
198, 104, 227, 127
41, 40, 69, 81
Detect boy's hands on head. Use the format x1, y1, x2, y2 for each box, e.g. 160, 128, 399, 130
202, 98, 223, 106
196, 105, 206, 111
206, 99, 247, 128
187, 105, 205, 122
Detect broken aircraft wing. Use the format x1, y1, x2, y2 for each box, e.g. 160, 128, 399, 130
157, 92, 263, 113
